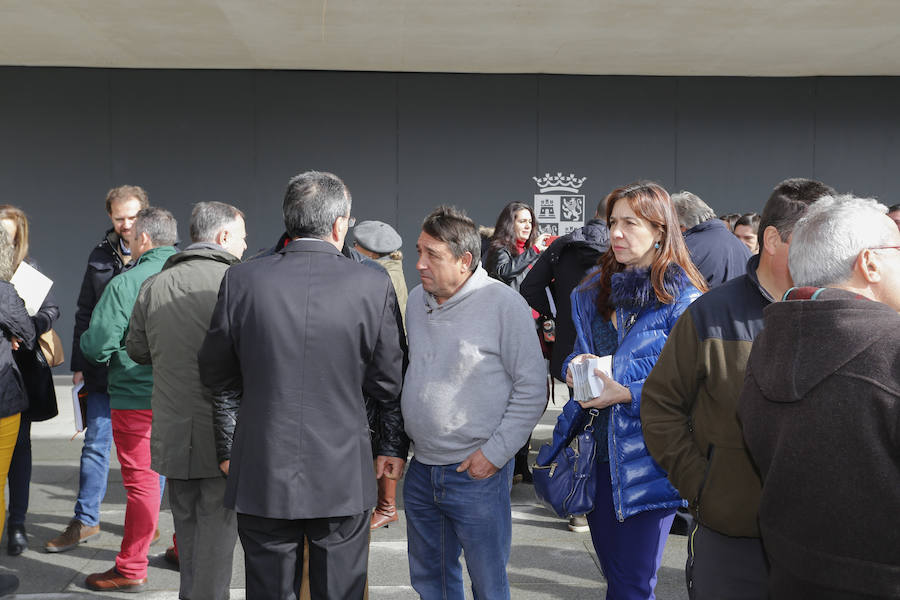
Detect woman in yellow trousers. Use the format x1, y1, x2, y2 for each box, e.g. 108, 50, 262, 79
0, 225, 36, 594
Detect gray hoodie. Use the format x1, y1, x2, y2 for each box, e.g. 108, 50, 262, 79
401, 265, 546, 467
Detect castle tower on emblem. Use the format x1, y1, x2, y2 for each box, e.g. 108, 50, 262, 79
533, 172, 587, 236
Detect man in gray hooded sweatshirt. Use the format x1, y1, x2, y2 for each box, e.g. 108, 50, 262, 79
402, 205, 546, 600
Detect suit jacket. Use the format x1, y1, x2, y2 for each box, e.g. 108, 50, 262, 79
198, 239, 406, 520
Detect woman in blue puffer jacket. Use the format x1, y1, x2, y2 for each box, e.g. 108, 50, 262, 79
563, 181, 707, 600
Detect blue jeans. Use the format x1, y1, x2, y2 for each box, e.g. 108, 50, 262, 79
74, 391, 113, 527
404, 457, 514, 600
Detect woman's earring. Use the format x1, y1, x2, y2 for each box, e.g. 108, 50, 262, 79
654, 241, 660, 250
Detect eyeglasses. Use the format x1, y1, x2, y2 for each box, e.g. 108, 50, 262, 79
342, 215, 356, 228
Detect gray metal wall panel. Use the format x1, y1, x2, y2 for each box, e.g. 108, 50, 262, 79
108, 69, 256, 245
254, 70, 399, 253
675, 77, 816, 214
813, 77, 900, 201
0, 68, 111, 366
396, 73, 537, 279
537, 75, 677, 215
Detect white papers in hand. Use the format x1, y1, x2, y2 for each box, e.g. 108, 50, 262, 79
72, 381, 86, 432
572, 356, 613, 404
10, 262, 53, 316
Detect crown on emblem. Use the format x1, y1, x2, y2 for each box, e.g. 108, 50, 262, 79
533, 172, 587, 193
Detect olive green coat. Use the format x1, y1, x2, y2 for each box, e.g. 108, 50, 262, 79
127, 245, 240, 479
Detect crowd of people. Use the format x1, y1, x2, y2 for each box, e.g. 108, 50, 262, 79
0, 173, 897, 599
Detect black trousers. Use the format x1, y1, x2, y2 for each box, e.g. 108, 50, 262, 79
237, 510, 370, 600
686, 523, 768, 600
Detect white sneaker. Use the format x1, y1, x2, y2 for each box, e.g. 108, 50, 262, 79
568, 515, 589, 533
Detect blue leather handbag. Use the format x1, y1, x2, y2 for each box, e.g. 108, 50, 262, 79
533, 407, 600, 518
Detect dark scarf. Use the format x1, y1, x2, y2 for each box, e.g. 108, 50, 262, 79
609, 264, 690, 309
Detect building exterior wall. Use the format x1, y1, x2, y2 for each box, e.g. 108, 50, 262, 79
2, 67, 898, 363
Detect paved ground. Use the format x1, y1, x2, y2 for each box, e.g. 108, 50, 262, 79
0, 379, 691, 599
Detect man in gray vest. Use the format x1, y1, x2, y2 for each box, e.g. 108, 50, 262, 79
127, 202, 247, 600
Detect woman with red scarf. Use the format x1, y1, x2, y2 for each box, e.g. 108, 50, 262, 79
483, 202, 550, 292
483, 201, 550, 483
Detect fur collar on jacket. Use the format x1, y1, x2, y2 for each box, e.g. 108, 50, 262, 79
609, 264, 690, 309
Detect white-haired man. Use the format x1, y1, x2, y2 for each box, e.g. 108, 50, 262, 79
739, 195, 900, 599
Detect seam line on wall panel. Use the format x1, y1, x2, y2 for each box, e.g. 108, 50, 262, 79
673, 77, 679, 190
107, 69, 114, 184
395, 74, 400, 226
812, 76, 818, 178
535, 75, 541, 175
252, 70, 259, 208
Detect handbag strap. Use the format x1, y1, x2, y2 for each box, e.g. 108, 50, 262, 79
544, 407, 600, 463
581, 408, 600, 434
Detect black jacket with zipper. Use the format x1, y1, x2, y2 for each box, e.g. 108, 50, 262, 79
0, 281, 35, 418
520, 219, 609, 381
71, 229, 127, 393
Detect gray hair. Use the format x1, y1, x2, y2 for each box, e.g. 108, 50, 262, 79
283, 171, 351, 239
134, 207, 178, 247
671, 191, 716, 228
0, 227, 14, 281
789, 194, 894, 287
190, 202, 244, 243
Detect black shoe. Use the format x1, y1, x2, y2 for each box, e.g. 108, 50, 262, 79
7, 523, 26, 556
513, 454, 533, 485
0, 572, 19, 596
520, 468, 533, 484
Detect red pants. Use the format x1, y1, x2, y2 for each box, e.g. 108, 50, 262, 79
111, 409, 160, 579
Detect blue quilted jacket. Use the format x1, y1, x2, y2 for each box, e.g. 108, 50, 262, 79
562, 265, 701, 521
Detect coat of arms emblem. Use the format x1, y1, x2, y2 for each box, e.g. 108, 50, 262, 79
533, 172, 587, 236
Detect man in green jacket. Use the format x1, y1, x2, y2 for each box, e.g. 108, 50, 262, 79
641, 179, 834, 600
79, 207, 178, 593
126, 202, 246, 600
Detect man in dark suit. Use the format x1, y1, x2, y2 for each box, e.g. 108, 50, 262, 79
198, 171, 407, 600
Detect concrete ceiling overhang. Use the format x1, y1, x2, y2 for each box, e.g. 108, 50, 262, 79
2, 0, 900, 76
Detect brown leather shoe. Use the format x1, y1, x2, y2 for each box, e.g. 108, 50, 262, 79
370, 475, 399, 530
44, 519, 100, 553
85, 567, 147, 592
